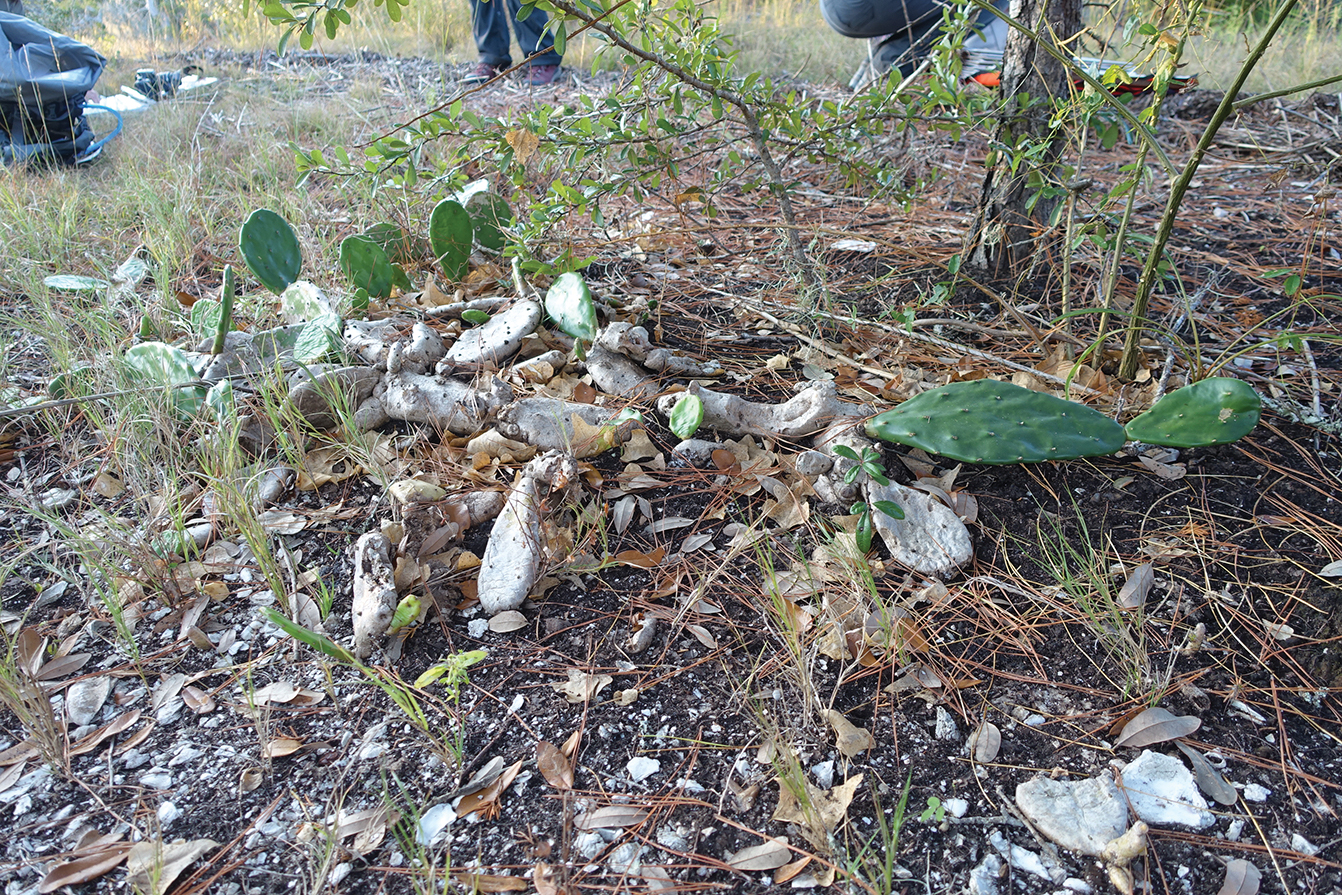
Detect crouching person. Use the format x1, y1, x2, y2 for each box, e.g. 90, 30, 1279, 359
820, 0, 1009, 89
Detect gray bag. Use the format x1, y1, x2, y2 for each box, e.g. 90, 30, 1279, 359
1, 11, 106, 164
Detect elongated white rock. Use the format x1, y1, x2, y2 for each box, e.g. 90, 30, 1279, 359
477, 473, 543, 615
867, 479, 973, 577
352, 532, 399, 658
656, 382, 860, 440
443, 299, 541, 371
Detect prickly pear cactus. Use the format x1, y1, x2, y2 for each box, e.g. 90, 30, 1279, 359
465, 191, 512, 253
429, 199, 473, 282
339, 235, 411, 300
239, 209, 302, 295
1124, 377, 1260, 447
866, 379, 1127, 464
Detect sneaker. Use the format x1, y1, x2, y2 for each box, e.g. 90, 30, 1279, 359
525, 64, 560, 86
462, 61, 506, 85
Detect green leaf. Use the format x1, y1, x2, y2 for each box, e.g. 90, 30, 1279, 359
668, 392, 704, 440
262, 608, 358, 664
831, 445, 860, 462
461, 309, 490, 325
873, 500, 904, 521
428, 199, 473, 282
544, 271, 598, 343
280, 280, 329, 322
49, 366, 92, 400
191, 298, 223, 340
1124, 378, 1261, 447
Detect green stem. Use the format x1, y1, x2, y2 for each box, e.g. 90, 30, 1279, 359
211, 265, 235, 357
1118, 0, 1301, 380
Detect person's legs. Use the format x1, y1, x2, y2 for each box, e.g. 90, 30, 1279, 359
818, 0, 943, 40
505, 0, 562, 68
471, 0, 514, 67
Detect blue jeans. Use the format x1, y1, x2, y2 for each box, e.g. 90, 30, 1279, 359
471, 0, 562, 67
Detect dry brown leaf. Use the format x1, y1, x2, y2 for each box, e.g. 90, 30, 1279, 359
262, 736, 303, 759
451, 872, 528, 892
533, 862, 559, 895
38, 839, 132, 893
613, 687, 640, 706
824, 709, 874, 757
33, 652, 91, 681
727, 836, 791, 872
181, 686, 216, 714
561, 728, 581, 758
1175, 741, 1238, 806
620, 427, 660, 462
537, 741, 574, 791
1218, 859, 1261, 895
126, 838, 218, 895
968, 722, 1002, 763
1117, 563, 1154, 610
613, 546, 667, 569
685, 624, 717, 649
488, 611, 528, 633
69, 710, 141, 758
575, 805, 648, 830
1115, 707, 1201, 748
0, 759, 26, 794
238, 767, 263, 794
457, 759, 524, 819
92, 471, 125, 498
551, 669, 614, 704
772, 775, 862, 850
506, 128, 540, 163
773, 857, 812, 884
568, 414, 620, 457
1138, 455, 1186, 480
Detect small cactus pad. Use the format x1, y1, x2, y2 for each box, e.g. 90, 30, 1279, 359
339, 235, 411, 300
1124, 377, 1260, 447
429, 199, 473, 282
866, 379, 1127, 465
545, 272, 598, 343
239, 209, 302, 295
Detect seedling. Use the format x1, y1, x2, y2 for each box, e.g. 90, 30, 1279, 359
832, 444, 890, 485
851, 499, 905, 554
919, 796, 946, 824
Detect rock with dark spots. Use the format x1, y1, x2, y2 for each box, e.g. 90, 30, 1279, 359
867, 480, 972, 577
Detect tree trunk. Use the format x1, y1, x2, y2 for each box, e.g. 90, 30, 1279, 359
964, 0, 1081, 276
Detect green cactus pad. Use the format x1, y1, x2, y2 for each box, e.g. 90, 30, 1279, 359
465, 191, 512, 253
339, 235, 411, 300
866, 379, 1127, 465
545, 272, 598, 343
429, 199, 473, 282
1124, 377, 1260, 447
239, 209, 302, 295
363, 222, 420, 265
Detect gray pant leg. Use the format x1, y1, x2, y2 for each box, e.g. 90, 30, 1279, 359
506, 0, 561, 66
818, 0, 942, 39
